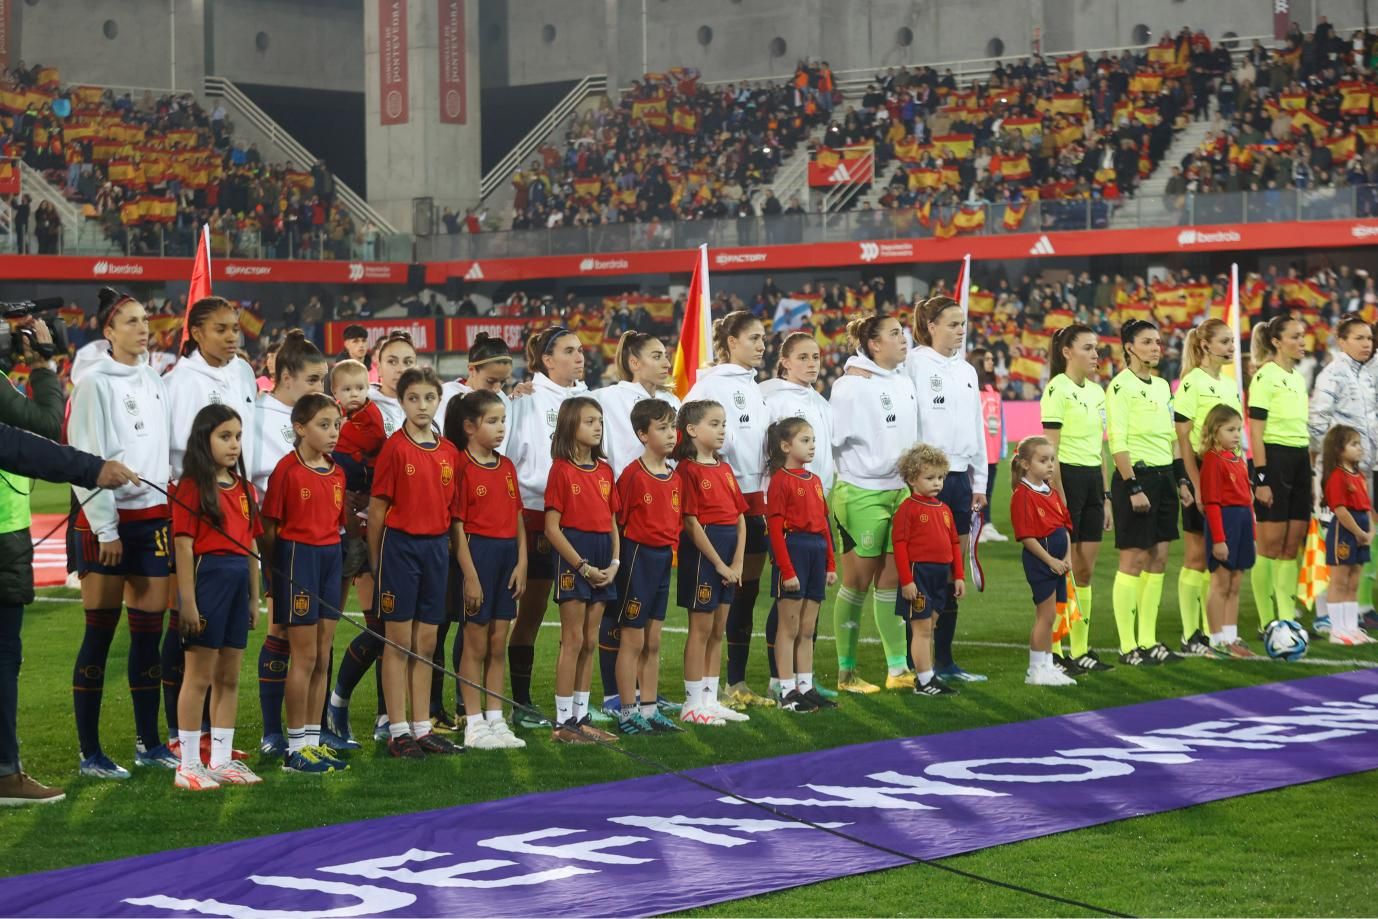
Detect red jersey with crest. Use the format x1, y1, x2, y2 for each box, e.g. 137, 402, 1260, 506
677, 458, 748, 527
336, 401, 387, 467
260, 451, 347, 545
172, 476, 262, 556
1325, 466, 1372, 512
372, 430, 462, 536
545, 458, 619, 532
616, 459, 683, 548
1200, 449, 1253, 542
891, 494, 964, 584
766, 468, 835, 578
457, 450, 521, 539
1009, 480, 1073, 541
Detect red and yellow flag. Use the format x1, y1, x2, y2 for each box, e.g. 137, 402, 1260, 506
672, 245, 714, 399
181, 224, 212, 349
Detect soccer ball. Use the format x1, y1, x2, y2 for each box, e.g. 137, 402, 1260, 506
1263, 619, 1309, 661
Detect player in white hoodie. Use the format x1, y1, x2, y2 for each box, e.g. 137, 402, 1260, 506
903, 296, 989, 683
436, 332, 513, 431
68, 291, 175, 778
243, 331, 328, 757
152, 295, 260, 761
760, 331, 837, 700
684, 312, 773, 710
828, 315, 919, 694
590, 331, 681, 714
500, 327, 587, 728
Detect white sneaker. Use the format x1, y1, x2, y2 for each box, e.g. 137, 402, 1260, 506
464, 721, 497, 750
487, 719, 527, 748
1330, 631, 1359, 646
208, 761, 262, 785
1025, 664, 1077, 686
706, 698, 750, 722
980, 525, 1009, 543
679, 705, 725, 726
174, 763, 220, 791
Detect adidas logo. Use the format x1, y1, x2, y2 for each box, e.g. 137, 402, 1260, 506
1028, 235, 1055, 256
464, 262, 484, 280
829, 163, 851, 183
859, 242, 880, 262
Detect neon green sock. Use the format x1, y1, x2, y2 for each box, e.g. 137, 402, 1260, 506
1177, 568, 1204, 642
1070, 583, 1093, 658
1359, 557, 1376, 610
1251, 556, 1275, 630
1274, 557, 1299, 622
833, 586, 867, 671
872, 589, 909, 669
1112, 571, 1140, 654
1137, 571, 1165, 648
1198, 573, 1213, 635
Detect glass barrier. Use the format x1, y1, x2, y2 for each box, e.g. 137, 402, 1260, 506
31, 221, 415, 263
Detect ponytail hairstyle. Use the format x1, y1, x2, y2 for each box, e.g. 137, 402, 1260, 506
911, 295, 960, 347
550, 395, 605, 463
95, 286, 138, 329
274, 328, 326, 382
613, 330, 664, 383
1197, 403, 1243, 456
1009, 434, 1053, 484
765, 417, 812, 475
1181, 318, 1230, 377
181, 403, 258, 531
526, 325, 576, 377
396, 366, 443, 403
180, 296, 237, 357
1336, 314, 1371, 342
1120, 318, 1159, 369
444, 389, 504, 452
1321, 423, 1363, 504
846, 313, 892, 362
290, 392, 341, 446
672, 399, 724, 462
467, 332, 512, 374
1048, 324, 1096, 379
711, 311, 761, 364
376, 329, 417, 365
966, 347, 996, 388
775, 331, 818, 379
1250, 314, 1303, 367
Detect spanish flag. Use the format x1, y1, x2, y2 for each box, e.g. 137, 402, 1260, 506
952, 207, 986, 232
1129, 74, 1163, 95
672, 244, 714, 399
1009, 355, 1047, 383
998, 153, 1032, 181
672, 106, 698, 134
181, 224, 212, 349
933, 134, 974, 159
1050, 93, 1085, 115
239, 308, 265, 339
1002, 202, 1028, 231
1292, 109, 1329, 138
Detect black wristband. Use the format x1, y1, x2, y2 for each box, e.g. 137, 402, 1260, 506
1103, 490, 1112, 500
1254, 466, 1268, 487
1127, 479, 1145, 497
1173, 458, 1187, 479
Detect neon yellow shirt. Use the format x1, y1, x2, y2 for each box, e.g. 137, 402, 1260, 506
1107, 368, 1175, 467
1248, 361, 1309, 448
1040, 373, 1106, 468
1174, 367, 1243, 454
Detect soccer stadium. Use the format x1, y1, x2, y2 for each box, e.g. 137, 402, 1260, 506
0, 1, 1377, 916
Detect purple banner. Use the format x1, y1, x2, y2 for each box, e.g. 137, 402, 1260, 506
6, 671, 1378, 917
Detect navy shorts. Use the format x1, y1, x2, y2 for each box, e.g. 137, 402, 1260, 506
1022, 528, 1070, 605
744, 513, 769, 555
553, 528, 616, 604
523, 509, 556, 581
895, 562, 950, 622
1327, 510, 1372, 567
771, 531, 829, 601
678, 524, 739, 613
376, 528, 449, 625
613, 538, 672, 629
272, 540, 343, 626
75, 516, 173, 578
939, 471, 974, 537
461, 534, 520, 625
186, 553, 251, 651
1207, 505, 1256, 572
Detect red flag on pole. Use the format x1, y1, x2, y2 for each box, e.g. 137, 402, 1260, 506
181, 224, 212, 349
956, 252, 972, 331
672, 244, 714, 399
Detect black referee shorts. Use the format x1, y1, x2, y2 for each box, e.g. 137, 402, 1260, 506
1255, 444, 1312, 524
1182, 496, 1206, 535
1060, 463, 1105, 543
1112, 466, 1179, 550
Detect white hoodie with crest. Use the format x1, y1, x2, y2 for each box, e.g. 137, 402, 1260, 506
501, 372, 589, 510
684, 363, 768, 495
903, 344, 988, 492
828, 354, 918, 491
163, 349, 258, 481
759, 377, 836, 495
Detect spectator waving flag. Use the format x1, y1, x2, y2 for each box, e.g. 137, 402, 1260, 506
772, 297, 812, 334
180, 223, 212, 349
672, 244, 714, 399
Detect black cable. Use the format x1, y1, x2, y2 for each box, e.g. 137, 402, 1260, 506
28, 488, 100, 552
140, 480, 1133, 919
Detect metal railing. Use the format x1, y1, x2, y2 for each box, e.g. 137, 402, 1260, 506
479, 73, 609, 202
34, 220, 413, 262
203, 75, 398, 235
17, 162, 81, 238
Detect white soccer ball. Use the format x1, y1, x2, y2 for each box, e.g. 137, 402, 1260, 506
1263, 619, 1309, 662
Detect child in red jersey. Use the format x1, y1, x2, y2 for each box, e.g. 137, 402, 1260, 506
611, 399, 685, 736
892, 444, 964, 699
765, 418, 837, 714
260, 393, 349, 773
674, 400, 748, 727
170, 405, 263, 791
1197, 405, 1257, 658
544, 396, 621, 744
369, 367, 464, 758
1322, 423, 1376, 645
1008, 436, 1077, 687
447, 390, 528, 751
331, 359, 384, 570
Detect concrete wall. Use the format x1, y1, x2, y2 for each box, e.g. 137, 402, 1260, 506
13, 0, 177, 89
208, 0, 364, 92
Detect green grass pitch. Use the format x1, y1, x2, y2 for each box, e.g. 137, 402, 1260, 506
4, 479, 1377, 916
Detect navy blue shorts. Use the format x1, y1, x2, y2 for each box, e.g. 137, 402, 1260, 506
744, 513, 769, 555
271, 540, 343, 626
523, 509, 556, 581
75, 516, 173, 579
895, 562, 950, 622
553, 528, 616, 604
1022, 528, 1070, 605
1207, 505, 1256, 572
1327, 510, 1372, 567
771, 531, 829, 601
462, 534, 519, 625
186, 553, 252, 651
678, 524, 739, 613
376, 528, 449, 625
939, 472, 974, 537
613, 538, 672, 629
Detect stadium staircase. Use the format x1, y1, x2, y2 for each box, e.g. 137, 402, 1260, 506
18, 161, 85, 251
1109, 114, 1217, 228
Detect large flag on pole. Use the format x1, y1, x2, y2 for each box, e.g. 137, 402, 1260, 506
180, 223, 212, 349
955, 252, 972, 326
1228, 262, 1244, 401
672, 244, 714, 399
